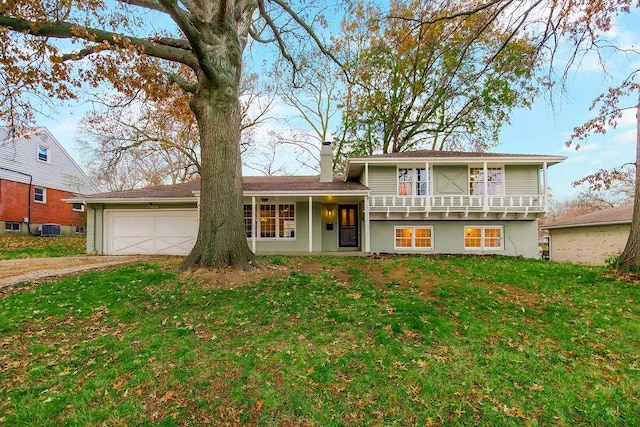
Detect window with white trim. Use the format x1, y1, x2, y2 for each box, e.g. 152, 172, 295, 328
253, 203, 296, 240
34, 187, 46, 203
464, 226, 503, 250
244, 204, 253, 237
470, 167, 503, 195
37, 145, 50, 163
75, 226, 86, 234
398, 167, 429, 196
394, 226, 433, 250
72, 203, 85, 212
4, 222, 21, 232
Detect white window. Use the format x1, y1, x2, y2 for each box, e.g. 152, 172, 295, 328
394, 226, 434, 250
470, 168, 503, 195
398, 167, 429, 195
72, 203, 85, 212
244, 204, 253, 237
4, 222, 21, 232
34, 187, 46, 203
464, 226, 503, 250
253, 203, 296, 240
37, 145, 50, 163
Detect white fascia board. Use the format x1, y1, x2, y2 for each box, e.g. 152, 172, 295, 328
348, 155, 566, 166
242, 190, 369, 197
66, 197, 196, 205
345, 155, 567, 179
191, 190, 369, 197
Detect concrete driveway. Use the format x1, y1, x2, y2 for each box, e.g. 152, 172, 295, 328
0, 255, 154, 289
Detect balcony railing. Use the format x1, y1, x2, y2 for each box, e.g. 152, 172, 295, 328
368, 194, 546, 216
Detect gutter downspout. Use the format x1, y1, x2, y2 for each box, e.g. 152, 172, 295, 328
0, 166, 39, 236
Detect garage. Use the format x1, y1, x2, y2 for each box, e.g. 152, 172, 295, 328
104, 209, 198, 255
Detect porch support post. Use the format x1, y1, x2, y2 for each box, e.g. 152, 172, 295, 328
365, 162, 369, 187
364, 195, 371, 253
543, 162, 548, 213
483, 161, 488, 212
308, 196, 313, 252
251, 196, 256, 253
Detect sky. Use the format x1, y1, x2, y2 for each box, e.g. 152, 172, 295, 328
34, 5, 640, 202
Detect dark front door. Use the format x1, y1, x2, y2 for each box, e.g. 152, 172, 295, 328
338, 205, 358, 247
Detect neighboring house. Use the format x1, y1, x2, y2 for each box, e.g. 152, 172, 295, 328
70, 143, 565, 256
541, 203, 633, 265
0, 127, 94, 236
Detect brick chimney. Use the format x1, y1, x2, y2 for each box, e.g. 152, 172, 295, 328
320, 141, 333, 183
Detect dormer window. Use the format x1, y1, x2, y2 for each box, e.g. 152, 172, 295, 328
37, 145, 50, 163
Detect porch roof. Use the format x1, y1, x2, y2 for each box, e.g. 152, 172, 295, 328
69, 175, 368, 204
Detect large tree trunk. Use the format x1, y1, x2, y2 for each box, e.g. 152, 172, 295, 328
179, 74, 257, 271
616, 95, 640, 276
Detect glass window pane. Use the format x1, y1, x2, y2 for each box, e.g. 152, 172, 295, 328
38, 146, 48, 162
243, 205, 252, 237
395, 228, 413, 248
260, 205, 275, 238
279, 204, 295, 238
414, 227, 432, 248
415, 168, 428, 195
398, 168, 412, 195
464, 227, 482, 248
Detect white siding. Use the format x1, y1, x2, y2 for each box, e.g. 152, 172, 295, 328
0, 127, 93, 194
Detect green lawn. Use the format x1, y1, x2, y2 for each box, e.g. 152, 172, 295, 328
0, 236, 86, 259
0, 255, 638, 425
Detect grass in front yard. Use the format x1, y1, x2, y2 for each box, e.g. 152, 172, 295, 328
0, 256, 638, 425
0, 236, 85, 259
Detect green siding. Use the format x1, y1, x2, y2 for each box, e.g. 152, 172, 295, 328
504, 165, 540, 195
87, 204, 104, 254
370, 219, 539, 258
433, 165, 468, 195
367, 165, 397, 195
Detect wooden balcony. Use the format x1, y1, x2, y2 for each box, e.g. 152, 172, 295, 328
368, 194, 546, 218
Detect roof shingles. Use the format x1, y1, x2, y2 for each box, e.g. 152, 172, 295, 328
542, 203, 633, 229
83, 175, 367, 200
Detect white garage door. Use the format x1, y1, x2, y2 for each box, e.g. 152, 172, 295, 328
104, 210, 198, 255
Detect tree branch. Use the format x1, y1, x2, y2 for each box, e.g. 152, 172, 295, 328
156, 0, 218, 83
0, 14, 198, 68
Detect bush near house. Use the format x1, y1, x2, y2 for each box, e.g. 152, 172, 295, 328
0, 255, 638, 425
0, 235, 86, 259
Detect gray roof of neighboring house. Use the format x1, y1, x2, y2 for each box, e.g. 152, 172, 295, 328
76, 175, 368, 202
541, 203, 634, 229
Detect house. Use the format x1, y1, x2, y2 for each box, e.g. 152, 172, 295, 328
540, 203, 633, 265
0, 127, 94, 236
70, 143, 565, 256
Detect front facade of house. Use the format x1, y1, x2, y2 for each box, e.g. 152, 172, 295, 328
541, 204, 632, 265
0, 128, 94, 236
74, 145, 564, 257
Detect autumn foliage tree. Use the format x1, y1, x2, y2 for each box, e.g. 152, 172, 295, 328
0, 0, 338, 270
335, 0, 541, 159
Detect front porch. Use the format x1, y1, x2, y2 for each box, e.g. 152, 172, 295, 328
243, 194, 370, 254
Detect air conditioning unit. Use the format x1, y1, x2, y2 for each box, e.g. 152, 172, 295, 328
40, 223, 61, 237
